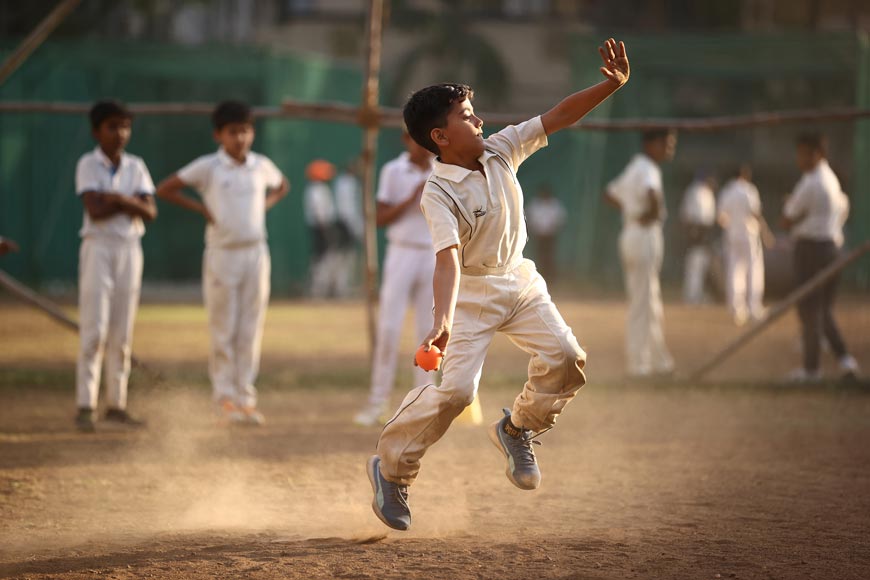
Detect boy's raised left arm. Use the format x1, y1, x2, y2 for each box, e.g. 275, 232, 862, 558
540, 38, 629, 136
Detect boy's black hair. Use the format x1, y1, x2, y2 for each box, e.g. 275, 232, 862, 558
641, 128, 674, 144
403, 83, 474, 155
89, 100, 132, 130
796, 131, 827, 155
212, 100, 253, 130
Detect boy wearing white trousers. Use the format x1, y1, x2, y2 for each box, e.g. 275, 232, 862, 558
718, 164, 769, 326
354, 133, 435, 426
157, 101, 289, 425
605, 129, 676, 379
679, 172, 716, 304
367, 38, 630, 531
75, 100, 157, 433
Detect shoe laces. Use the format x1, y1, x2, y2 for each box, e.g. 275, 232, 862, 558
512, 426, 551, 464
395, 484, 409, 509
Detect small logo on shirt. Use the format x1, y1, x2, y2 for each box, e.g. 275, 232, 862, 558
473, 207, 487, 218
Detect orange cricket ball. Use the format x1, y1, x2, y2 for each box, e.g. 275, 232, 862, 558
415, 345, 442, 372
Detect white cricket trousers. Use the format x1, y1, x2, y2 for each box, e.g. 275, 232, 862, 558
76, 236, 143, 410
682, 245, 710, 304
725, 233, 764, 321
619, 224, 674, 376
203, 243, 270, 408
377, 259, 587, 485
367, 244, 435, 407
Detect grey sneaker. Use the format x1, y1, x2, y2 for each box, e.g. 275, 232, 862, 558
488, 408, 542, 490
75, 408, 96, 433
366, 455, 411, 531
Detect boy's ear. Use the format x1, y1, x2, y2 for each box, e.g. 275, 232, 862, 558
431, 127, 448, 149
212, 129, 222, 143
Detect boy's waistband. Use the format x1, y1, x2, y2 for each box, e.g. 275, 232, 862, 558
460, 257, 525, 277
206, 239, 267, 251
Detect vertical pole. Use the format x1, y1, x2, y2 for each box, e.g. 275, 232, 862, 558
0, 0, 82, 87
360, 0, 385, 355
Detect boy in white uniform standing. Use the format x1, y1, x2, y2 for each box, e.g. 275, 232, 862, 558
605, 129, 676, 378
75, 100, 157, 433
367, 38, 630, 531
157, 101, 289, 425
354, 132, 435, 426
679, 172, 716, 304
718, 164, 769, 326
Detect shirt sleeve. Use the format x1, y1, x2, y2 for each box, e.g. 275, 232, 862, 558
177, 155, 213, 194
259, 156, 284, 190
484, 115, 548, 171
605, 166, 628, 205
420, 187, 460, 253
75, 156, 100, 195
783, 176, 810, 220
136, 159, 156, 195
375, 162, 397, 204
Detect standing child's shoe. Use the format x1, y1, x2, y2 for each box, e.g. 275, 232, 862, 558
75, 408, 96, 433
489, 408, 542, 490
217, 398, 244, 426
367, 455, 411, 531
240, 406, 265, 426
104, 408, 146, 428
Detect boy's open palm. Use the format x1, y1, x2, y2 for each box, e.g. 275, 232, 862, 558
599, 38, 629, 86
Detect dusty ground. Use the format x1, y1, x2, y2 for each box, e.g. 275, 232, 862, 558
1, 299, 869, 579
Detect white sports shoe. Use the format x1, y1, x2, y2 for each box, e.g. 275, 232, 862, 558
786, 367, 822, 383
839, 355, 860, 378
354, 402, 390, 427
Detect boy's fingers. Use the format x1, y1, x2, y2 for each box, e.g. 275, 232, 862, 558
598, 45, 608, 65
618, 40, 626, 57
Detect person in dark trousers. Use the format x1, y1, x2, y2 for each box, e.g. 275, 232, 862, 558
782, 132, 859, 382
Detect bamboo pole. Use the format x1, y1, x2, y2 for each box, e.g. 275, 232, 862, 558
0, 0, 82, 87
687, 240, 870, 382
359, 0, 385, 355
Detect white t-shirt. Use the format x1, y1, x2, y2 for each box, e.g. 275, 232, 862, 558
304, 182, 336, 228
526, 197, 566, 237
607, 153, 666, 226
680, 180, 716, 227
421, 116, 548, 276
75, 147, 155, 239
334, 172, 364, 240
377, 152, 433, 247
178, 148, 283, 249
783, 159, 849, 246
718, 177, 762, 241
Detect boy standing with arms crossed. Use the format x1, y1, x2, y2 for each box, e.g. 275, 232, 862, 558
157, 101, 289, 425
75, 101, 157, 433
367, 39, 630, 531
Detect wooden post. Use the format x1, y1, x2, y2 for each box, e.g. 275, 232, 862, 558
687, 240, 870, 382
0, 0, 82, 87
359, 0, 385, 355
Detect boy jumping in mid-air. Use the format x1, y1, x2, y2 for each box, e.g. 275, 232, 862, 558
367, 38, 630, 531
156, 101, 289, 425
75, 100, 157, 433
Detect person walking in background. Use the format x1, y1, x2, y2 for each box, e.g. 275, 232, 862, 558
156, 100, 289, 425
333, 159, 364, 298
354, 132, 435, 427
604, 129, 676, 379
717, 164, 773, 326
303, 159, 339, 299
75, 100, 157, 432
783, 132, 859, 382
679, 170, 716, 305
526, 184, 566, 284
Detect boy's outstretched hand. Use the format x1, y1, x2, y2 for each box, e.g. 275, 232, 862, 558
599, 38, 629, 87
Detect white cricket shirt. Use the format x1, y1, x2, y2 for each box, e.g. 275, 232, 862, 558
178, 148, 283, 249
377, 152, 434, 247
335, 172, 364, 239
717, 177, 762, 241
783, 160, 849, 246
75, 146, 155, 239
421, 115, 548, 276
606, 153, 667, 226
526, 197, 566, 237
680, 180, 716, 227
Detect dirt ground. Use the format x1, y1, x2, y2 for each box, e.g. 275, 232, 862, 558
1, 299, 869, 579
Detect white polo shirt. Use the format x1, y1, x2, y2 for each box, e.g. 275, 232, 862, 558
783, 160, 849, 246
420, 115, 548, 276
680, 180, 716, 227
75, 147, 155, 240
606, 153, 666, 226
718, 177, 762, 241
178, 148, 283, 249
377, 152, 434, 248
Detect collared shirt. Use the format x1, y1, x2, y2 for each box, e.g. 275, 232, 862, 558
783, 159, 849, 246
377, 152, 434, 247
680, 180, 716, 227
75, 146, 155, 239
178, 148, 283, 248
718, 177, 762, 241
606, 153, 667, 226
420, 116, 548, 276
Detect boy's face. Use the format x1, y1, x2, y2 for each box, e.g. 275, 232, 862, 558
646, 133, 677, 162
432, 98, 485, 159
796, 144, 822, 172
93, 115, 131, 157
214, 122, 255, 160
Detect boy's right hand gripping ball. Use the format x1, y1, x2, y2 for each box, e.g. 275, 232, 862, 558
415, 345, 442, 372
